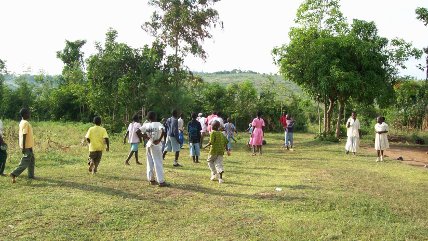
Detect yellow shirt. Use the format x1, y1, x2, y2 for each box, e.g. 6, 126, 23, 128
85, 125, 109, 152
19, 120, 34, 149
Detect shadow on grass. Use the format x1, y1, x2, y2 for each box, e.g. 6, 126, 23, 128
32, 177, 163, 203
171, 183, 306, 202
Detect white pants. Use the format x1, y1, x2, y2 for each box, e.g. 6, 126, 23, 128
146, 144, 164, 183
345, 136, 359, 153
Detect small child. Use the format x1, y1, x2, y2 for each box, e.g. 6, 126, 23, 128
10, 108, 35, 183
0, 120, 8, 176
123, 115, 142, 165
204, 120, 228, 184
246, 123, 253, 148
138, 111, 168, 187
224, 118, 237, 154
374, 116, 389, 162
85, 116, 109, 174
187, 112, 202, 163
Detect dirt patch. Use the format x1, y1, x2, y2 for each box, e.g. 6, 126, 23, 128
362, 144, 428, 168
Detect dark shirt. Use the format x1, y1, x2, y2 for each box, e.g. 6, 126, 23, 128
286, 119, 295, 133
187, 120, 202, 143
166, 117, 179, 138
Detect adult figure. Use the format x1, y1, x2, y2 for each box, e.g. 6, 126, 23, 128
285, 114, 295, 150
345, 111, 360, 155
163, 110, 182, 167
250, 111, 265, 155
279, 112, 287, 147
197, 113, 207, 147
178, 113, 185, 148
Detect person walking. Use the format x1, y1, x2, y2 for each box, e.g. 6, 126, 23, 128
345, 111, 360, 155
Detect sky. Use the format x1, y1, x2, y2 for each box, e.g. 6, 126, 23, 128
0, 0, 427, 79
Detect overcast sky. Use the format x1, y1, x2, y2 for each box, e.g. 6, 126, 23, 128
1, 0, 427, 79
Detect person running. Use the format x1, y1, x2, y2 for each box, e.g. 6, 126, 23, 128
188, 112, 202, 163
138, 111, 169, 187
250, 112, 265, 155
10, 108, 36, 183
85, 116, 110, 174
345, 111, 360, 155
123, 115, 143, 165
163, 110, 182, 167
203, 120, 228, 184
375, 116, 389, 162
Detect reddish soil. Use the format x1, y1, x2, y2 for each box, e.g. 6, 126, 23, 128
363, 143, 428, 168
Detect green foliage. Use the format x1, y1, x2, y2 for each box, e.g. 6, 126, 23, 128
416, 7, 428, 26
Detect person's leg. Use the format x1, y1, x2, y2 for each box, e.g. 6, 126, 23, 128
171, 137, 181, 166
135, 151, 142, 165
146, 146, 155, 183
194, 144, 200, 163
124, 151, 134, 165
174, 151, 181, 166
93, 152, 102, 173
284, 129, 287, 146
285, 131, 290, 150
151, 145, 165, 184
380, 150, 384, 161
11, 150, 32, 179
259, 145, 262, 155
289, 132, 294, 149
252, 145, 256, 155
163, 136, 172, 160
376, 150, 380, 162
214, 156, 224, 183
0, 150, 6, 175
207, 155, 217, 180
27, 151, 35, 178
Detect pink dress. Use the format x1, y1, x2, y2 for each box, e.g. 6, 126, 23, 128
250, 118, 265, 146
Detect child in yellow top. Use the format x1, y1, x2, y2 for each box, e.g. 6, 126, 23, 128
10, 108, 35, 183
85, 116, 109, 174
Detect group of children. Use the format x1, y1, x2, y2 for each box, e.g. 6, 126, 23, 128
0, 108, 418, 185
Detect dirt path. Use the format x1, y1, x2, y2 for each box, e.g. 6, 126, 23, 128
362, 144, 428, 168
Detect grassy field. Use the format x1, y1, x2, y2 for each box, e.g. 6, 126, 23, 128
0, 121, 427, 240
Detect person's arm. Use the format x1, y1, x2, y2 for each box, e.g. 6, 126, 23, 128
105, 138, 110, 152
173, 119, 179, 139
123, 130, 129, 144
154, 129, 165, 145
22, 134, 27, 153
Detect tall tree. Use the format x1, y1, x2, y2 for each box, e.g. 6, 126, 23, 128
0, 59, 6, 116
142, 0, 222, 83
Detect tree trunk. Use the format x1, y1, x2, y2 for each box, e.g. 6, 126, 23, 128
335, 98, 345, 139
326, 96, 335, 134
317, 99, 321, 135
323, 95, 328, 136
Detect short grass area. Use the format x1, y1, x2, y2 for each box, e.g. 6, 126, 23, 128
0, 122, 427, 240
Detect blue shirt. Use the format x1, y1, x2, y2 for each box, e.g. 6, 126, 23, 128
166, 117, 179, 137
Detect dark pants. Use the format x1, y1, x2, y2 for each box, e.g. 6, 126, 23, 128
11, 149, 35, 178
88, 151, 103, 173
0, 149, 7, 175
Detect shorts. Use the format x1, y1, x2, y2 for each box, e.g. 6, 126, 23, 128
165, 136, 180, 152
88, 151, 103, 166
189, 143, 201, 156
130, 143, 139, 152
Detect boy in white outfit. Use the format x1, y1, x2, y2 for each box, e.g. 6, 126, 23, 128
138, 111, 169, 187
345, 112, 360, 155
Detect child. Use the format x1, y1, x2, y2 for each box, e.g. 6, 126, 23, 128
285, 114, 295, 150
0, 120, 7, 176
10, 108, 35, 183
187, 112, 202, 163
85, 116, 109, 174
203, 120, 228, 184
123, 115, 142, 165
224, 118, 237, 154
138, 111, 168, 187
246, 123, 253, 149
375, 116, 389, 162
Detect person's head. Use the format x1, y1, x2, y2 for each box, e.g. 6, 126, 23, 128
93, 116, 102, 126
132, 114, 139, 122
198, 113, 203, 118
351, 111, 357, 119
227, 117, 231, 123
282, 111, 286, 116
191, 112, 197, 120
179, 113, 184, 119
212, 111, 218, 115
147, 111, 157, 122
257, 111, 262, 118
212, 120, 220, 131
172, 110, 178, 118
382, 116, 385, 122
376, 116, 382, 124
20, 108, 31, 120
286, 114, 291, 119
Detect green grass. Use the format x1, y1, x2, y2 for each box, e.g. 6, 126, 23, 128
0, 122, 427, 240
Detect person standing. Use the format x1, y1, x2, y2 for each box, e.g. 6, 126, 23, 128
10, 108, 35, 183
85, 116, 110, 174
345, 111, 360, 155
123, 115, 143, 165
279, 112, 287, 147
178, 113, 185, 148
250, 112, 265, 156
197, 113, 207, 147
139, 111, 169, 187
224, 118, 237, 153
0, 120, 7, 176
285, 114, 295, 150
187, 112, 202, 163
375, 116, 389, 162
163, 110, 182, 167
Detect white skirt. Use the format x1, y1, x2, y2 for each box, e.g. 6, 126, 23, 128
375, 133, 389, 150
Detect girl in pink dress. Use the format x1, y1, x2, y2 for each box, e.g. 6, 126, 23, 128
250, 112, 265, 155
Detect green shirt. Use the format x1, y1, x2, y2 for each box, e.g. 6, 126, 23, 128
209, 131, 227, 155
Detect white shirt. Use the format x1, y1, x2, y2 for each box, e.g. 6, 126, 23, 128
0, 120, 3, 135
127, 122, 142, 143
198, 117, 207, 132
346, 118, 360, 137
178, 118, 184, 131
139, 122, 165, 147
375, 122, 388, 133
211, 117, 225, 128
